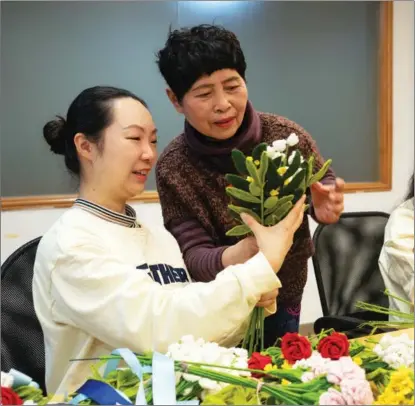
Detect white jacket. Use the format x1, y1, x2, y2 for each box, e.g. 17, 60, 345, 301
33, 203, 281, 395
379, 198, 414, 320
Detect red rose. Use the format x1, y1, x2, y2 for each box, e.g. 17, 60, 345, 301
1, 387, 23, 405
248, 352, 272, 378
281, 332, 312, 364
317, 332, 350, 360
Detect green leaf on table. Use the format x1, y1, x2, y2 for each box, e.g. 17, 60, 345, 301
226, 187, 261, 203
225, 173, 250, 192
246, 158, 261, 186
264, 195, 294, 215
228, 204, 261, 223
259, 151, 269, 184
226, 224, 251, 237
308, 159, 332, 186
249, 181, 261, 196
252, 142, 268, 161
231, 149, 249, 176
264, 196, 279, 210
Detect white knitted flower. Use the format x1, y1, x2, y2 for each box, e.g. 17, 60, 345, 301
373, 333, 414, 369
286, 133, 299, 146
166, 335, 249, 396
1, 371, 14, 388
272, 139, 287, 152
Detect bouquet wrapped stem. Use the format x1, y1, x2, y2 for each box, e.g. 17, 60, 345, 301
225, 134, 332, 354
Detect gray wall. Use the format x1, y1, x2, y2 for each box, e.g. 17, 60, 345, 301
1, 1, 380, 196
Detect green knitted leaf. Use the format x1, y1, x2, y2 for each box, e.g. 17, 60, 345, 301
226, 224, 251, 237
259, 151, 269, 184
226, 187, 261, 204
274, 201, 293, 221
283, 150, 302, 179
228, 205, 261, 223
249, 182, 261, 197
265, 160, 283, 195
264, 195, 294, 216
308, 159, 332, 186
225, 173, 250, 192
231, 149, 249, 176
282, 168, 306, 195
252, 142, 268, 161
246, 158, 261, 186
264, 196, 279, 210
306, 154, 315, 185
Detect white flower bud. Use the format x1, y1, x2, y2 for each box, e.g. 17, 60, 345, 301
272, 139, 287, 152
286, 133, 299, 146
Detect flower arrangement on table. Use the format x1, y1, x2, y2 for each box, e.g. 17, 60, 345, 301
224, 133, 332, 354
5, 329, 413, 405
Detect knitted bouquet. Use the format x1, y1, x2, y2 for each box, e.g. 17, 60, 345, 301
225, 133, 332, 354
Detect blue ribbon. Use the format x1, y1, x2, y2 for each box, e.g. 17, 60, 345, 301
8, 369, 39, 389
69, 379, 132, 405
152, 352, 199, 406
103, 348, 151, 405
71, 349, 199, 405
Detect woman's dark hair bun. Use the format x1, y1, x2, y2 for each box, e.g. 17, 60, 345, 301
43, 115, 67, 155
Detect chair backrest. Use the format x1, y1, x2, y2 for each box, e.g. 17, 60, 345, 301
1, 237, 46, 393
312, 212, 390, 317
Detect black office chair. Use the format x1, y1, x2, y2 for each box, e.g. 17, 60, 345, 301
1, 237, 46, 394
312, 212, 391, 338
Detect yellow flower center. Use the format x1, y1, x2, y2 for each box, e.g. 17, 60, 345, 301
246, 156, 254, 162
352, 356, 362, 366
254, 160, 260, 166
270, 189, 279, 197
277, 167, 288, 176
246, 176, 254, 183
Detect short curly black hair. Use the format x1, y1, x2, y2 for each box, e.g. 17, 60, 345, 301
156, 24, 247, 102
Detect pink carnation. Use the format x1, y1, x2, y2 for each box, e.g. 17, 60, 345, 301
319, 388, 347, 405
325, 357, 365, 384
340, 379, 374, 405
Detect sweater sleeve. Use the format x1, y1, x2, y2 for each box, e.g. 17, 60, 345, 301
156, 154, 228, 281
50, 234, 281, 353
169, 218, 228, 282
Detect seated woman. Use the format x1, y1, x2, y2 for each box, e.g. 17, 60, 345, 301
33, 86, 306, 395
379, 174, 414, 320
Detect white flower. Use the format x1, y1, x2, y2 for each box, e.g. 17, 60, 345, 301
301, 371, 315, 382
286, 133, 299, 147
373, 333, 414, 369
266, 145, 276, 158
166, 336, 249, 396
272, 139, 287, 152
1, 371, 14, 388
23, 402, 38, 406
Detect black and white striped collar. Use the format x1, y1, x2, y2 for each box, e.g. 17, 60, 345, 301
74, 198, 140, 228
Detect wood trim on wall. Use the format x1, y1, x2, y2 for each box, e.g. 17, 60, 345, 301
0, 2, 393, 212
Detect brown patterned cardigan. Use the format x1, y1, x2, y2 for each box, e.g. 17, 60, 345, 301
156, 103, 335, 305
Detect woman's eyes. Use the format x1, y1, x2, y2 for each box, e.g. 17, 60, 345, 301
196, 86, 239, 98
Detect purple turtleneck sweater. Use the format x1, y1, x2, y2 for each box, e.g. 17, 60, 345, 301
156, 101, 336, 304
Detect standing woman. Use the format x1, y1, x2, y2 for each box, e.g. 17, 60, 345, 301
156, 24, 345, 346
